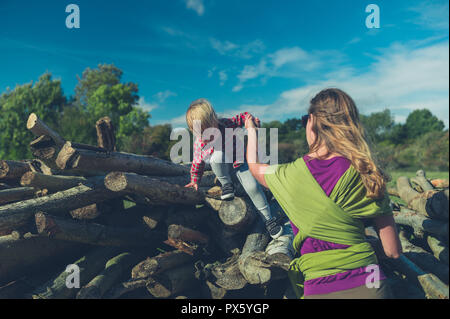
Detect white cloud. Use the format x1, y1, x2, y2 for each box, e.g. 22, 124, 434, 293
226, 41, 449, 127
154, 90, 177, 102
185, 0, 205, 16
232, 46, 325, 92
210, 38, 265, 59
408, 1, 449, 31
138, 97, 159, 113
219, 70, 228, 86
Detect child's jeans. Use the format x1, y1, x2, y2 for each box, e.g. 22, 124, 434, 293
210, 150, 272, 221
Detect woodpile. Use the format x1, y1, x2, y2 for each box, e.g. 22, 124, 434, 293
0, 113, 448, 299
0, 113, 293, 299
376, 170, 449, 299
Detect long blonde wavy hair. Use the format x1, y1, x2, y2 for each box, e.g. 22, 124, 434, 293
308, 88, 388, 199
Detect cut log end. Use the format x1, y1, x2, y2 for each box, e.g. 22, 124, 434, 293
26, 113, 38, 130
104, 172, 128, 192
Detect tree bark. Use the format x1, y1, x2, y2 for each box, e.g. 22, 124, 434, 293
104, 172, 204, 205
0, 179, 123, 232
238, 219, 274, 284
393, 207, 448, 238
27, 113, 65, 146
209, 252, 248, 290
398, 231, 448, 284
386, 254, 449, 299
76, 252, 141, 299
0, 160, 30, 181
20, 171, 99, 193
411, 170, 435, 192
157, 171, 216, 188
0, 187, 37, 205
427, 235, 449, 265
205, 196, 256, 234
96, 116, 116, 152
431, 179, 449, 189
0, 232, 85, 286
397, 176, 449, 220
163, 238, 199, 256
103, 278, 149, 299
132, 250, 194, 279
32, 247, 120, 299
168, 224, 209, 245
56, 141, 189, 176
146, 263, 197, 298
28, 159, 54, 176
35, 212, 166, 248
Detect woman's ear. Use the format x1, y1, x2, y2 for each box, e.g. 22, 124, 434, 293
306, 114, 316, 147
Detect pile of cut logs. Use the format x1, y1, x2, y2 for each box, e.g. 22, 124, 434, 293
0, 113, 448, 299
0, 114, 293, 299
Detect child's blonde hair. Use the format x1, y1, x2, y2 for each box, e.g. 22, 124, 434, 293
186, 98, 220, 133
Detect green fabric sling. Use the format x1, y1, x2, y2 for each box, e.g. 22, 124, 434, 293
264, 157, 392, 298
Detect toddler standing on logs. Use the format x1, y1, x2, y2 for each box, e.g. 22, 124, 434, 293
184, 98, 283, 239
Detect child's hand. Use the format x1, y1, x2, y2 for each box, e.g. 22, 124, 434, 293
184, 182, 199, 191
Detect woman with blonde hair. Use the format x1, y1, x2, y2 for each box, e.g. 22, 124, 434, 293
244, 88, 402, 299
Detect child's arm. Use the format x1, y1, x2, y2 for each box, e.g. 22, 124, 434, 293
185, 139, 206, 190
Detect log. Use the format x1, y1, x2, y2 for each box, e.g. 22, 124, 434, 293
35, 212, 166, 248
411, 170, 434, 192
0, 160, 30, 181
209, 252, 248, 290
104, 172, 204, 205
387, 187, 400, 198
427, 235, 449, 265
397, 176, 448, 220
165, 206, 211, 230
27, 113, 65, 146
386, 255, 449, 299
32, 247, 120, 299
202, 280, 229, 299
0, 187, 37, 205
132, 250, 194, 279
398, 231, 448, 284
0, 183, 12, 191
69, 204, 102, 220
393, 208, 448, 238
56, 141, 189, 176
96, 116, 116, 152
431, 179, 449, 189
28, 159, 54, 176
0, 232, 85, 286
168, 224, 209, 245
76, 252, 141, 299
205, 196, 256, 234
157, 171, 216, 188
163, 238, 199, 256
238, 219, 273, 284
30, 135, 60, 165
20, 171, 95, 193
146, 263, 197, 298
103, 278, 148, 299
0, 179, 123, 232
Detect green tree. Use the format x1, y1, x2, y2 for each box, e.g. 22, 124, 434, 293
0, 73, 66, 159
404, 109, 445, 139
360, 109, 395, 143
72, 64, 150, 148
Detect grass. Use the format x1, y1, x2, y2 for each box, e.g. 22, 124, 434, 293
386, 170, 449, 206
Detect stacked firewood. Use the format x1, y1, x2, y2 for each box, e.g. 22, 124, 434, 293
0, 114, 294, 299
380, 172, 449, 299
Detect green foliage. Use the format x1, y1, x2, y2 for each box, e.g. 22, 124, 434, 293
404, 109, 445, 139
0, 73, 66, 159
121, 124, 176, 159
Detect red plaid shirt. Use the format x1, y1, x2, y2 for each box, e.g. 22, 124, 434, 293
190, 112, 249, 184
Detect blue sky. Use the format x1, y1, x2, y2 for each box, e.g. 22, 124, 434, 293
0, 0, 448, 127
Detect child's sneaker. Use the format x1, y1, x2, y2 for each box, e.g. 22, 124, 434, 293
220, 183, 235, 200
265, 217, 283, 239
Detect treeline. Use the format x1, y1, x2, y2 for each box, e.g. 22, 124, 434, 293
262, 108, 448, 171
1, 64, 448, 171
